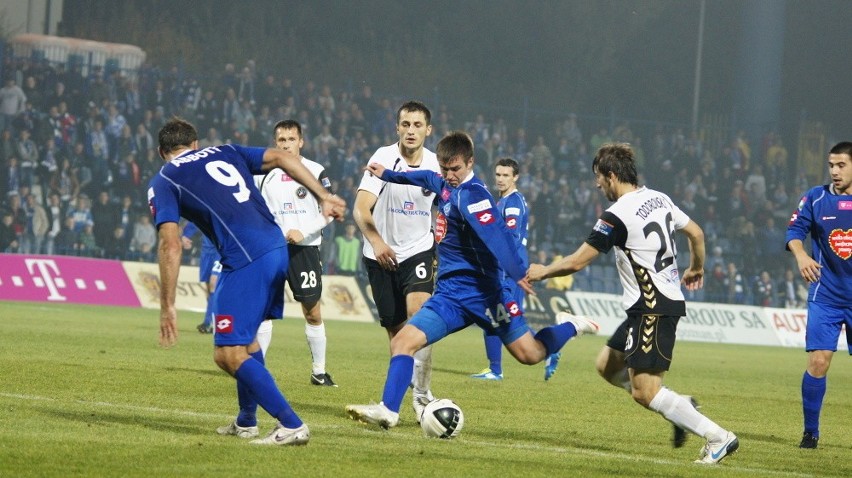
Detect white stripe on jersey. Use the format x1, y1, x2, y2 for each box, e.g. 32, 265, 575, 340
357, 143, 438, 262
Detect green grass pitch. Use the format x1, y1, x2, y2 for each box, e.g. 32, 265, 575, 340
0, 301, 849, 477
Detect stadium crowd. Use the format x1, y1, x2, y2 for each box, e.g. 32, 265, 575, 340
0, 56, 811, 308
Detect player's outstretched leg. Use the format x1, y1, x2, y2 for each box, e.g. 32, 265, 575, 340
346, 355, 411, 428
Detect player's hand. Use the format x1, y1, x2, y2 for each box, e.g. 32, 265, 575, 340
286, 229, 304, 244
366, 163, 386, 179
517, 277, 536, 295
321, 194, 347, 222
159, 307, 178, 347
680, 267, 704, 291
796, 256, 821, 283
526, 263, 547, 282
180, 236, 193, 250
373, 241, 398, 271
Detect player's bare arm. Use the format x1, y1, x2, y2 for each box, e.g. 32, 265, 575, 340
157, 221, 182, 347
353, 189, 398, 270
787, 238, 821, 283
527, 243, 600, 282
679, 220, 706, 290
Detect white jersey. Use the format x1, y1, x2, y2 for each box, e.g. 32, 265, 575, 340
255, 157, 331, 247
358, 142, 438, 262
585, 186, 690, 316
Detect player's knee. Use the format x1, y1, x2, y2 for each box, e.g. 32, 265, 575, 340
630, 388, 654, 408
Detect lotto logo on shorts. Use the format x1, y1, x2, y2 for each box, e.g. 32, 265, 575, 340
506, 301, 521, 317
476, 211, 495, 225
215, 315, 234, 334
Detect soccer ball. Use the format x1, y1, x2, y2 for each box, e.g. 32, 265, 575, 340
420, 398, 464, 439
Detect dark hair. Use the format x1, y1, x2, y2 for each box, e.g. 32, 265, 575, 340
592, 142, 639, 186
273, 119, 302, 137
495, 157, 519, 176
436, 131, 474, 163
829, 141, 852, 157
397, 100, 431, 125
158, 117, 198, 155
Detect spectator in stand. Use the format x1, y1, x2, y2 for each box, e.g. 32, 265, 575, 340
724, 261, 745, 304
753, 270, 775, 307
705, 263, 727, 303
91, 191, 119, 250
102, 225, 129, 260
44, 192, 64, 255
130, 213, 157, 262
21, 193, 48, 254
334, 221, 361, 276
16, 129, 38, 189
66, 193, 94, 233
53, 216, 78, 255
0, 209, 20, 252
0, 79, 27, 134
77, 223, 101, 257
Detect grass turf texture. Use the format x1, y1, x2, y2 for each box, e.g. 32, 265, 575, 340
1, 301, 849, 478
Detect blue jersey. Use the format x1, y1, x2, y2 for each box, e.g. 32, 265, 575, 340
785, 185, 852, 306
147, 144, 285, 270
497, 190, 529, 286
382, 169, 527, 284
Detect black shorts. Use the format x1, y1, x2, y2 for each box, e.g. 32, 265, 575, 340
286, 245, 322, 303
606, 314, 680, 372
364, 247, 435, 328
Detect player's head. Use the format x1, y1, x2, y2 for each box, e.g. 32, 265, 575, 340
593, 142, 638, 201
494, 157, 519, 196
437, 131, 474, 188
828, 141, 852, 194
158, 117, 198, 159
397, 101, 432, 153
273, 119, 304, 155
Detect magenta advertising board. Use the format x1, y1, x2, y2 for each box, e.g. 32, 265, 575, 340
0, 254, 141, 307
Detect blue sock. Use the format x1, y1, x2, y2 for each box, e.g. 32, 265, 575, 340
534, 322, 577, 356
234, 355, 303, 429
381, 355, 414, 413
235, 350, 264, 427
484, 333, 503, 375
801, 371, 826, 436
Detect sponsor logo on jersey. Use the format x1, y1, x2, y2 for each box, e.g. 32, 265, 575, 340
404, 201, 414, 211
441, 189, 451, 201
284, 203, 294, 211
322, 177, 331, 188
505, 207, 521, 216
147, 187, 156, 216
296, 186, 307, 199
593, 219, 613, 235
506, 300, 521, 317
829, 228, 852, 260
282, 173, 293, 181
215, 315, 234, 333
506, 217, 517, 228
839, 200, 852, 210
476, 211, 495, 225
788, 211, 798, 225
422, 187, 431, 197
467, 199, 492, 214
797, 195, 806, 211
435, 213, 447, 243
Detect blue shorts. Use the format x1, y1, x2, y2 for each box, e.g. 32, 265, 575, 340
212, 247, 287, 347
408, 273, 531, 346
806, 301, 852, 354
199, 248, 222, 283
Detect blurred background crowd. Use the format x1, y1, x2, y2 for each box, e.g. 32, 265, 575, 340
0, 54, 816, 309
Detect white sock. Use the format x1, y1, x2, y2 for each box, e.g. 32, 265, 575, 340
648, 387, 726, 441
412, 345, 433, 396
305, 322, 327, 375
256, 320, 273, 357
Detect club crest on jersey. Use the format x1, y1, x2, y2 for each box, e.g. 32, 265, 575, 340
215, 315, 234, 333
284, 203, 294, 211
828, 228, 852, 260
296, 186, 307, 199
404, 201, 414, 211
593, 219, 614, 236
476, 210, 495, 225
442, 203, 451, 215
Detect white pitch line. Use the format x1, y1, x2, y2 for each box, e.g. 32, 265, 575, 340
1, 392, 814, 477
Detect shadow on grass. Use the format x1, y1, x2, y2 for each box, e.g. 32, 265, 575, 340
41, 408, 205, 435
